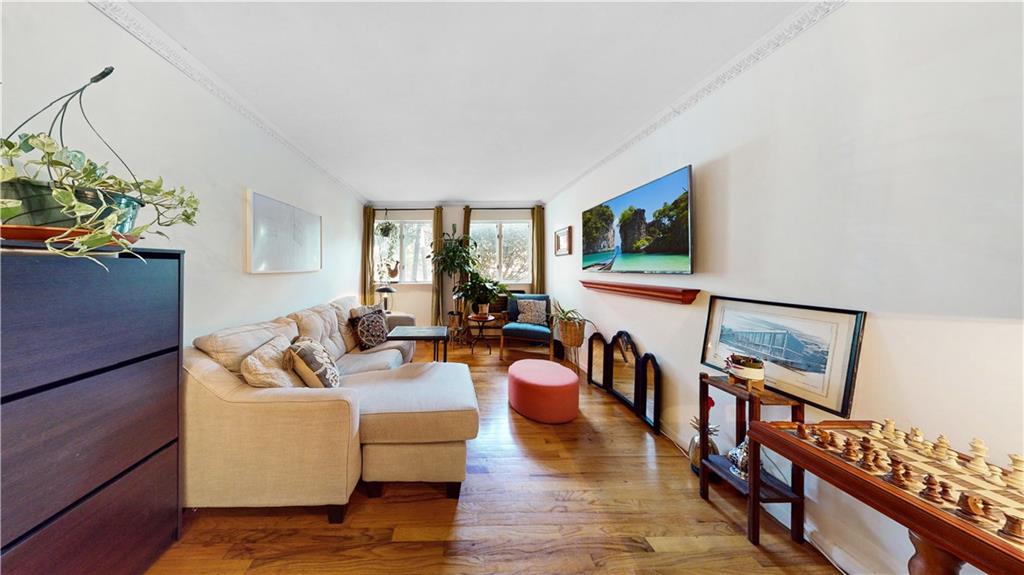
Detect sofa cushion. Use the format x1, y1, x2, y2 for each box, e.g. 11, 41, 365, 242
516, 299, 547, 325
288, 305, 346, 360
339, 362, 479, 444
288, 338, 343, 388
503, 321, 552, 341
329, 296, 362, 351
508, 294, 550, 323
336, 349, 403, 375
240, 335, 305, 388
194, 317, 298, 374
356, 310, 389, 350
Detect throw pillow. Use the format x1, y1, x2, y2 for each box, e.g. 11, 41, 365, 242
357, 309, 389, 350
287, 337, 342, 388
349, 302, 384, 320
517, 299, 548, 325
240, 335, 305, 388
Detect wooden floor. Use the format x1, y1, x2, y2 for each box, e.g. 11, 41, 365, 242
149, 342, 836, 574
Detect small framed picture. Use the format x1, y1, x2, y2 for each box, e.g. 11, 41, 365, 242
554, 226, 572, 256
701, 296, 865, 417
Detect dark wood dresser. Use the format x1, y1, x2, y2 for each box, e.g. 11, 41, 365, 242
1, 241, 183, 574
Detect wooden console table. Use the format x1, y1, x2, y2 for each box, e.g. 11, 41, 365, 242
698, 373, 805, 545
749, 420, 1024, 575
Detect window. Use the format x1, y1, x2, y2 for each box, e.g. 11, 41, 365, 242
374, 220, 433, 283
469, 221, 532, 283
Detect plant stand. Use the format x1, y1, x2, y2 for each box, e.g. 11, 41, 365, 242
698, 372, 805, 545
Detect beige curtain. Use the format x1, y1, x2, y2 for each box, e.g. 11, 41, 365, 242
531, 204, 545, 293
360, 205, 375, 305
431, 206, 443, 324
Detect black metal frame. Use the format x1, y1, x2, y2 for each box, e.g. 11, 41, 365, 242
699, 295, 866, 418
588, 330, 661, 433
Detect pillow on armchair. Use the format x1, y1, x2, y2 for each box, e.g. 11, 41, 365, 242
516, 300, 548, 326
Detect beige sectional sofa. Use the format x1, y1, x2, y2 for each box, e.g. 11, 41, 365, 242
182, 296, 479, 523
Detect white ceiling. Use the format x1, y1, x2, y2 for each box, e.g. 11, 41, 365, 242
135, 2, 804, 204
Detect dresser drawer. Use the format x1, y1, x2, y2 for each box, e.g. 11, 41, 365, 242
1, 352, 179, 547
0, 444, 178, 575
1, 252, 180, 397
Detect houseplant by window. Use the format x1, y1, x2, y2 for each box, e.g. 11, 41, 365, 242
0, 67, 199, 264
451, 270, 508, 315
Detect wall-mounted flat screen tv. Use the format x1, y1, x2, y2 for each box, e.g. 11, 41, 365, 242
582, 165, 691, 274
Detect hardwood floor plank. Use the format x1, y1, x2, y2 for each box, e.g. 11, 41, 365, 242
147, 342, 834, 574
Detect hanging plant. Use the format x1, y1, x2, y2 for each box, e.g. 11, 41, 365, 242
0, 66, 199, 264
375, 220, 397, 237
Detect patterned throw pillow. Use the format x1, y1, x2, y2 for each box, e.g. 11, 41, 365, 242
287, 338, 342, 388
517, 300, 547, 325
240, 335, 305, 388
356, 310, 389, 350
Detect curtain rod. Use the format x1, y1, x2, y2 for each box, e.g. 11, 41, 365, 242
370, 206, 539, 211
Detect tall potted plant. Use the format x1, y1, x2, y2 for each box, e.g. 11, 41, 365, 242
0, 67, 199, 264
428, 224, 479, 336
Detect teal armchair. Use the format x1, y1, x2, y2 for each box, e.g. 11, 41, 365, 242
499, 294, 553, 360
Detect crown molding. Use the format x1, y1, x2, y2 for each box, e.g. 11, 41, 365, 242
551, 0, 847, 199
89, 1, 366, 202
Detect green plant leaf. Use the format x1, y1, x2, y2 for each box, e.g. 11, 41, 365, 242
0, 165, 16, 182
27, 133, 57, 154
0, 198, 23, 220
70, 203, 97, 216
53, 188, 75, 206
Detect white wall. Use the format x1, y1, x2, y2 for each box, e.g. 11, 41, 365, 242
545, 3, 1023, 574
2, 3, 364, 342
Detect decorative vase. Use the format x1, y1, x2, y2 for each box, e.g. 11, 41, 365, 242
476, 303, 490, 315
727, 438, 751, 480
688, 433, 720, 475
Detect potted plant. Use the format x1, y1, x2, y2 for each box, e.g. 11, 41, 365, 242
551, 303, 594, 349
375, 220, 397, 238
452, 270, 508, 315
1, 67, 198, 264
428, 224, 477, 279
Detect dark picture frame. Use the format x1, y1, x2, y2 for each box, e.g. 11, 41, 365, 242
554, 226, 572, 256
700, 295, 865, 418
587, 332, 610, 388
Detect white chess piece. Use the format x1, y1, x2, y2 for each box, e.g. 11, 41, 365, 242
883, 419, 896, 440
909, 427, 924, 449
893, 430, 908, 448
1007, 454, 1024, 491
921, 441, 935, 458
934, 435, 950, 461
966, 438, 989, 474
869, 422, 884, 439
945, 451, 961, 470
988, 465, 1007, 487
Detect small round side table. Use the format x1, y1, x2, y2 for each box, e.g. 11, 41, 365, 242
467, 314, 496, 355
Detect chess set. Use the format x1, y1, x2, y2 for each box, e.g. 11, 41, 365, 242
792, 420, 1024, 548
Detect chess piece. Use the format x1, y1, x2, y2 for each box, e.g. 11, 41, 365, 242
981, 498, 998, 522
872, 450, 888, 472
859, 448, 877, 472
999, 512, 1024, 541
883, 418, 896, 440
828, 432, 840, 449
842, 438, 859, 461
967, 438, 989, 473
987, 465, 1007, 487
919, 474, 943, 503
815, 430, 830, 448
939, 481, 955, 503
797, 424, 810, 440
893, 430, 908, 448
945, 451, 961, 470
902, 465, 914, 484
908, 427, 924, 449
955, 492, 986, 522
921, 441, 934, 458
868, 422, 883, 439
934, 435, 950, 461
888, 463, 908, 489
859, 436, 873, 453
1007, 454, 1024, 491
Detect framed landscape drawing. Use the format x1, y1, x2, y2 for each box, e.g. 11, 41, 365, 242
554, 226, 572, 256
246, 190, 322, 273
701, 296, 865, 417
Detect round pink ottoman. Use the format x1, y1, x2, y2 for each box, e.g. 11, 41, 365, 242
508, 359, 579, 423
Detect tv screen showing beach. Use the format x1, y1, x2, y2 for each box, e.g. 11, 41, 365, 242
582, 165, 691, 274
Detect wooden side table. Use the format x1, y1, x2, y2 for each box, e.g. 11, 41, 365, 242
467, 314, 495, 355
698, 372, 805, 545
